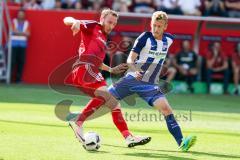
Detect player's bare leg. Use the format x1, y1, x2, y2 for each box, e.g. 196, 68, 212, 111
69, 86, 150, 147
153, 97, 196, 151
69, 86, 108, 144
95, 86, 151, 147
69, 97, 105, 144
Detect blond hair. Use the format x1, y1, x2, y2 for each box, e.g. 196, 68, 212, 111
152, 11, 168, 23
101, 8, 119, 19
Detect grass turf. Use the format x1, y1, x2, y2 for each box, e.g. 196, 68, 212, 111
0, 84, 240, 160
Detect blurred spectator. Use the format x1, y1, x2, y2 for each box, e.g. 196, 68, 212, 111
112, 0, 130, 12
203, 0, 226, 17
231, 42, 240, 95
132, 0, 155, 13
7, 0, 22, 6
112, 36, 134, 66
61, 0, 77, 9
179, 0, 202, 16
154, 0, 183, 15
173, 40, 198, 93
23, 0, 43, 10
54, 0, 62, 9
92, 0, 103, 11
162, 54, 176, 82
10, 9, 30, 83
109, 36, 134, 78
102, 0, 114, 8
81, 0, 91, 9
41, 0, 55, 9
74, 1, 83, 10
225, 0, 240, 18
206, 42, 229, 94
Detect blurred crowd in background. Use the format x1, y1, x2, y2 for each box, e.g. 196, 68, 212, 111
7, 0, 240, 18
7, 1, 240, 96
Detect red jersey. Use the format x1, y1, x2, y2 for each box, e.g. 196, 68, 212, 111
232, 52, 240, 66
74, 20, 107, 68
68, 20, 108, 97
206, 51, 227, 69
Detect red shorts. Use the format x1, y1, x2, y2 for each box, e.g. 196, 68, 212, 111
68, 64, 107, 97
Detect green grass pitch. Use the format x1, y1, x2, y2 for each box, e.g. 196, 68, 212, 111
0, 84, 240, 160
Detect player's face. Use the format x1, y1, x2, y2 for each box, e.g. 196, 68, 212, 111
102, 14, 118, 35
151, 19, 167, 39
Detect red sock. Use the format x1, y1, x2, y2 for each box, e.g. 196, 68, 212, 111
76, 97, 105, 126
112, 108, 132, 139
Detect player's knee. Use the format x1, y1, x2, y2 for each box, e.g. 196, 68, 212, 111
95, 89, 118, 109
95, 89, 111, 102
111, 103, 121, 111
161, 106, 172, 115
153, 100, 172, 115
95, 93, 118, 110
105, 96, 118, 109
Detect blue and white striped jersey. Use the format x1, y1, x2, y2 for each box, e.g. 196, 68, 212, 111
126, 31, 174, 84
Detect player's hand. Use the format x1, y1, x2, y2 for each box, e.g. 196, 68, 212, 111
110, 63, 128, 74
71, 20, 81, 36
135, 71, 143, 81
63, 17, 76, 26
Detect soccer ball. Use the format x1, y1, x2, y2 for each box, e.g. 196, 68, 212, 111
83, 131, 101, 151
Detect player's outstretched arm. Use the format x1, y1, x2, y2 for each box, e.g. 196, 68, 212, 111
63, 17, 86, 36
99, 63, 128, 74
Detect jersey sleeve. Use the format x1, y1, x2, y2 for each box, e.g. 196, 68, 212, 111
80, 20, 98, 33
164, 33, 174, 47
131, 32, 149, 54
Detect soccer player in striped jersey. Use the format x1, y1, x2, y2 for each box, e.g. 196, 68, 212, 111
109, 11, 197, 151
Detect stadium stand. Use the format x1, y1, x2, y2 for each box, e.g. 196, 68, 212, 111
1, 0, 240, 94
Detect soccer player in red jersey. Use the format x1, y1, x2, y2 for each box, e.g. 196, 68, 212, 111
64, 9, 151, 148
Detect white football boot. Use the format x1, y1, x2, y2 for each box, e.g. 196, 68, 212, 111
125, 135, 151, 147
69, 121, 85, 144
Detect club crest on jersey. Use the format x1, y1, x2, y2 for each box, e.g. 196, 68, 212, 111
162, 43, 168, 51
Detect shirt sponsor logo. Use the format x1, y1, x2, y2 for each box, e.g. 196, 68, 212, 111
149, 50, 166, 59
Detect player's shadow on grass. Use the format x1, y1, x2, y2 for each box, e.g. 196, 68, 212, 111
123, 152, 196, 160
104, 144, 240, 159
139, 148, 240, 159
188, 151, 240, 159
1, 119, 240, 139
0, 119, 66, 128
87, 150, 110, 154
